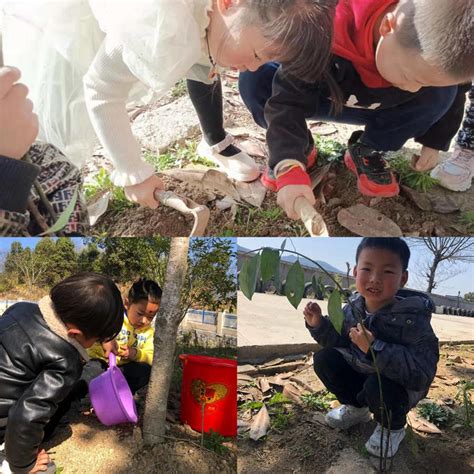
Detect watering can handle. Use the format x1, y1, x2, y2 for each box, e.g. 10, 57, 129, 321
108, 352, 117, 368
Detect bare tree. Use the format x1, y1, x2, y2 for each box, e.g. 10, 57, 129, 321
411, 238, 474, 293
143, 237, 189, 445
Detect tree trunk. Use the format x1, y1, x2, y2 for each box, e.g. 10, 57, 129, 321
143, 237, 189, 445
426, 257, 440, 293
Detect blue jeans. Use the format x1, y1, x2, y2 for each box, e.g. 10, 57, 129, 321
239, 63, 458, 152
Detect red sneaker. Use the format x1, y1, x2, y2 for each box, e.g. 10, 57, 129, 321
344, 135, 399, 197
262, 147, 317, 191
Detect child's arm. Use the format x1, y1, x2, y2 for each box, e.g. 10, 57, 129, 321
4, 355, 82, 472
364, 323, 439, 391
83, 40, 164, 208
265, 68, 320, 219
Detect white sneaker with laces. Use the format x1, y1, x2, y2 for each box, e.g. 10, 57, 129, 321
196, 133, 261, 182
431, 145, 474, 192
365, 423, 406, 458
325, 404, 371, 429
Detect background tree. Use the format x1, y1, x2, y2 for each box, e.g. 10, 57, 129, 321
185, 238, 237, 312
143, 237, 190, 444
464, 292, 474, 303
95, 237, 170, 283
410, 237, 474, 293
77, 241, 103, 273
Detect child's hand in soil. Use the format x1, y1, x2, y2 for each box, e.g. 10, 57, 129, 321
118, 345, 137, 361
411, 146, 440, 171
303, 301, 323, 328
102, 340, 118, 357
28, 449, 50, 473
0, 67, 39, 159
124, 175, 165, 208
349, 323, 375, 353
277, 184, 316, 220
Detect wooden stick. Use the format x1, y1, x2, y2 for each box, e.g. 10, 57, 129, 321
294, 197, 329, 237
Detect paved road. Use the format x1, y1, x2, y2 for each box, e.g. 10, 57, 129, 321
237, 292, 474, 346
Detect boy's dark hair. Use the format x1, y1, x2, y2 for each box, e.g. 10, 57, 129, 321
50, 272, 124, 342
356, 238, 411, 271
128, 278, 162, 305
396, 0, 474, 80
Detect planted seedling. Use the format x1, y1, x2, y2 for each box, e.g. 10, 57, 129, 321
301, 390, 337, 411
417, 403, 450, 427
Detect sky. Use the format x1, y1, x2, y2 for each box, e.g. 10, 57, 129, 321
238, 237, 474, 297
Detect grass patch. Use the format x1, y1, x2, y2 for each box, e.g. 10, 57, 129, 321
203, 429, 231, 456
144, 142, 218, 171
458, 211, 474, 232
390, 154, 439, 192
301, 390, 337, 411
271, 409, 294, 431
171, 79, 188, 99
314, 136, 345, 164
84, 168, 135, 212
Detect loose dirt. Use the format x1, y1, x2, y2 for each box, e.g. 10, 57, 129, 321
238, 345, 474, 473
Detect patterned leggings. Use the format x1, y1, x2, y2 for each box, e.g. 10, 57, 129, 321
457, 83, 474, 150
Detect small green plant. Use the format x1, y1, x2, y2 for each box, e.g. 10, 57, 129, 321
257, 207, 284, 221
301, 390, 337, 411
455, 380, 473, 427
203, 429, 230, 456
55, 467, 64, 474
313, 136, 345, 164
171, 79, 188, 98
417, 403, 450, 427
271, 408, 294, 431
458, 211, 474, 232
84, 168, 134, 212
268, 392, 292, 406
389, 154, 439, 192
143, 150, 180, 171
239, 400, 264, 411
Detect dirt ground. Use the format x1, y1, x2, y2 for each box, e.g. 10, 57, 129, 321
237, 344, 474, 474
87, 74, 473, 237
43, 345, 237, 474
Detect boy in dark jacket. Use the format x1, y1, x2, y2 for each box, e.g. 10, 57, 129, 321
303, 238, 439, 458
239, 0, 473, 219
0, 273, 123, 473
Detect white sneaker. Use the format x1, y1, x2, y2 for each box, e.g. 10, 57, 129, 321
365, 423, 406, 458
325, 404, 371, 429
431, 145, 474, 192
196, 133, 261, 182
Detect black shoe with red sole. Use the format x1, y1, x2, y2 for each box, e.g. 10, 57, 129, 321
344, 132, 399, 197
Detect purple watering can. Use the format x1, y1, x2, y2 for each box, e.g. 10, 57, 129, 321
89, 353, 138, 426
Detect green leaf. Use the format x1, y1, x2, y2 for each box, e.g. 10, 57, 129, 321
239, 253, 260, 300
41, 189, 79, 235
285, 260, 305, 309
260, 248, 280, 281
328, 290, 345, 334
312, 274, 318, 297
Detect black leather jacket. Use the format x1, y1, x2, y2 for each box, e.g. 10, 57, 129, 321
0, 302, 83, 473
307, 289, 439, 407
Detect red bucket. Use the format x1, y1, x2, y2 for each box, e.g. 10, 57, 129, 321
179, 354, 237, 437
